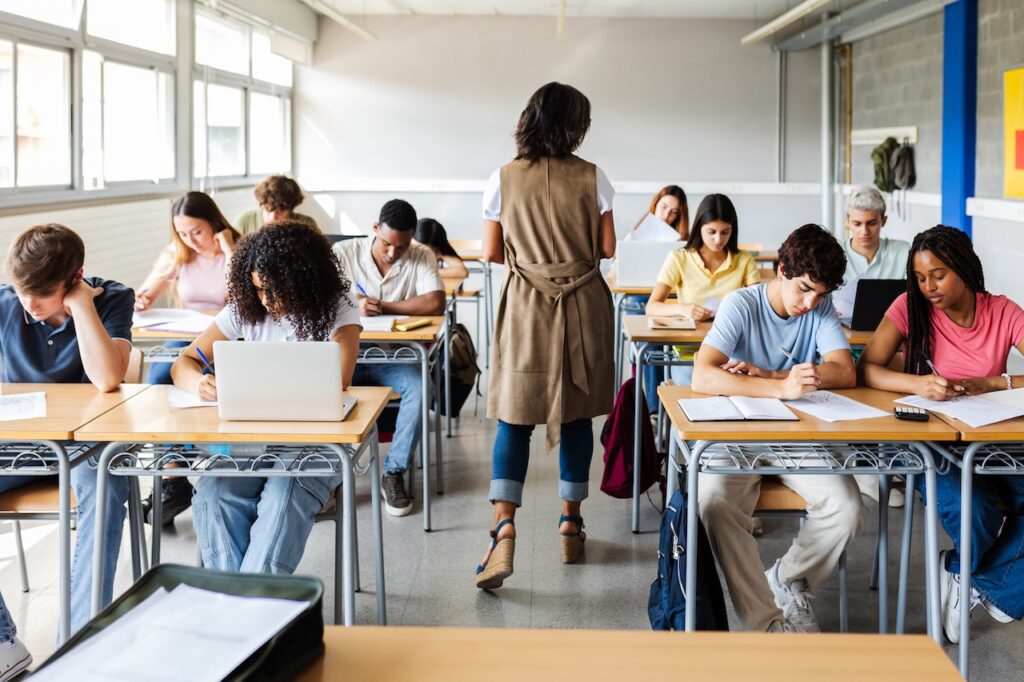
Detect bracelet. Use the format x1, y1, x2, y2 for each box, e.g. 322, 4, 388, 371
1003, 373, 1013, 391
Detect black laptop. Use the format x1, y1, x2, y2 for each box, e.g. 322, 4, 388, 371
841, 279, 905, 331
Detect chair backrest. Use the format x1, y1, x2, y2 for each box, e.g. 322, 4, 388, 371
124, 347, 144, 384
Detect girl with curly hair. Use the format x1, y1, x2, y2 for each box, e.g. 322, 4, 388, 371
171, 220, 361, 574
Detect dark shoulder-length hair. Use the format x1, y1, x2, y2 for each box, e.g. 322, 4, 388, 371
226, 221, 351, 341
686, 194, 740, 254
415, 218, 459, 258
903, 225, 985, 375
514, 82, 591, 162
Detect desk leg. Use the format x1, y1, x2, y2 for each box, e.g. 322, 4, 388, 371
91, 442, 122, 617
45, 441, 72, 644
445, 300, 453, 438
684, 441, 710, 632
631, 342, 648, 533
959, 443, 981, 678
341, 457, 356, 626
369, 433, 387, 625
434, 349, 444, 495
151, 474, 163, 565
878, 475, 890, 633
913, 443, 942, 645
420, 347, 432, 532
613, 294, 624, 393
896, 473, 915, 635
666, 433, 679, 501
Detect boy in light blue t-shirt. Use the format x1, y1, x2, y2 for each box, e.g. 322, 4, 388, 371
691, 224, 862, 635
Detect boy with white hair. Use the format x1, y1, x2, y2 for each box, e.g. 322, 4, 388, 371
834, 186, 911, 506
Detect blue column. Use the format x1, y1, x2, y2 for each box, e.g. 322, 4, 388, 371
941, 0, 978, 237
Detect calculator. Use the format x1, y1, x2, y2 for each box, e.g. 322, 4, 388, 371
894, 406, 929, 422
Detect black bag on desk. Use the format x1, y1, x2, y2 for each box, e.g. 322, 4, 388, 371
36, 564, 325, 681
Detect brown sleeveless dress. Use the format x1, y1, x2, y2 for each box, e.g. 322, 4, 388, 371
487, 155, 615, 451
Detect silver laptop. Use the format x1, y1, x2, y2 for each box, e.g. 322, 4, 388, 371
617, 241, 677, 288
213, 341, 357, 421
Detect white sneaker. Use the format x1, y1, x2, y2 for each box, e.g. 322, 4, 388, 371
977, 592, 1014, 624
939, 550, 979, 644
765, 559, 820, 633
0, 638, 31, 682
854, 475, 905, 507
766, 619, 797, 633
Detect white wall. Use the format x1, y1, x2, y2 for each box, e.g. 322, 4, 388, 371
295, 15, 826, 246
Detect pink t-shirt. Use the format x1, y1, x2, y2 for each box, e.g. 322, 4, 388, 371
154, 245, 227, 312
885, 292, 1024, 380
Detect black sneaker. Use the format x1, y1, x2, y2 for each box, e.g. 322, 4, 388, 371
142, 478, 194, 526
381, 472, 413, 517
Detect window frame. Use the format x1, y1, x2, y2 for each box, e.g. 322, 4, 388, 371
192, 6, 293, 187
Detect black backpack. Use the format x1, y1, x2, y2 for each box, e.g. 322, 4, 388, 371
433, 323, 480, 418
891, 138, 916, 190
648, 489, 729, 631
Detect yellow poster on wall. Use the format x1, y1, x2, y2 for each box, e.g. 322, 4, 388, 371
1006, 66, 1024, 199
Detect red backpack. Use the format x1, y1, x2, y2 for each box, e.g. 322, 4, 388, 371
600, 377, 664, 499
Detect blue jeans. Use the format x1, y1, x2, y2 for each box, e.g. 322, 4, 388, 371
489, 419, 593, 507
624, 295, 660, 413
918, 469, 1024, 619
0, 460, 129, 641
146, 340, 188, 384
352, 363, 424, 475
193, 472, 342, 573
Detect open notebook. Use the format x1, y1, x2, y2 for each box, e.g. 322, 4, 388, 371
678, 396, 798, 422
647, 316, 696, 330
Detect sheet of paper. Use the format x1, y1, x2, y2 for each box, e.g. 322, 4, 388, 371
731, 396, 799, 421
33, 584, 308, 682
165, 386, 217, 409
647, 316, 696, 330
832, 277, 860, 319
678, 396, 744, 421
134, 308, 215, 331
359, 315, 403, 332
0, 392, 46, 421
895, 394, 1024, 428
148, 314, 216, 335
977, 387, 1024, 410
787, 390, 889, 422
628, 213, 679, 242
703, 297, 721, 314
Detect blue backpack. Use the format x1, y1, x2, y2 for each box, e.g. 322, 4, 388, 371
648, 489, 729, 631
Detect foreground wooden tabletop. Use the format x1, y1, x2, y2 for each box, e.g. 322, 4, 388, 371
0, 383, 150, 441
295, 627, 960, 682
74, 385, 391, 444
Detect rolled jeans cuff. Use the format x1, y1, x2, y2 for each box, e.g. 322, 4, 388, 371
559, 479, 589, 502
489, 479, 524, 507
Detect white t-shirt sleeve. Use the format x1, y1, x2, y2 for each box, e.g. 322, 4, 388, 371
334, 290, 361, 331
215, 304, 243, 340
596, 166, 615, 215
482, 168, 501, 221
415, 250, 445, 295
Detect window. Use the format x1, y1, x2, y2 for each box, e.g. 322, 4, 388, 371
0, 41, 12, 187
251, 32, 292, 87
194, 81, 245, 177
15, 43, 71, 187
83, 52, 174, 187
249, 93, 290, 174
87, 0, 176, 55
0, 1, 78, 29
195, 12, 248, 76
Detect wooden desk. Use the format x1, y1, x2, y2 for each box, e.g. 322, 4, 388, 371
622, 315, 710, 345
657, 384, 950, 637
0, 383, 149, 644
846, 327, 875, 346
131, 327, 199, 341
296, 626, 960, 682
77, 385, 392, 627
605, 272, 654, 296
75, 385, 390, 444
752, 249, 778, 263
442, 276, 466, 297
358, 316, 445, 343
449, 239, 483, 261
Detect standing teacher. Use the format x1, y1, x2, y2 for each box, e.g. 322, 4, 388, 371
476, 82, 616, 589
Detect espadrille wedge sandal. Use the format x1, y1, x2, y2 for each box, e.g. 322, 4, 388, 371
475, 518, 515, 589
560, 514, 585, 564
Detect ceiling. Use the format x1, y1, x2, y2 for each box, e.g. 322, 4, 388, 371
317, 0, 812, 20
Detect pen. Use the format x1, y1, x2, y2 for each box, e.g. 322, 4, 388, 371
925, 359, 941, 376
355, 283, 368, 297
778, 345, 796, 363
195, 347, 215, 376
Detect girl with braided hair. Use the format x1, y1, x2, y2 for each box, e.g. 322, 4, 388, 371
859, 224, 1024, 642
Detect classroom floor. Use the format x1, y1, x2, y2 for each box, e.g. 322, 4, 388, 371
4, 405, 1022, 678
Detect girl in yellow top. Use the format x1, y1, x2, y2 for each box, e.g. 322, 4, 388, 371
646, 193, 760, 383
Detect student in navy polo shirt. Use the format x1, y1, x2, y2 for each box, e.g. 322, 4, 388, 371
0, 224, 134, 679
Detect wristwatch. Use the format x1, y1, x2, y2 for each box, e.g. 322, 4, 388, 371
1003, 373, 1013, 391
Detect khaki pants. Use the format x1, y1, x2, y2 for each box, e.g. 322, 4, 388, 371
698, 470, 864, 631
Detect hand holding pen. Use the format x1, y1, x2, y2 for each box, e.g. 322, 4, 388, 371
922, 359, 964, 401
355, 283, 382, 317
194, 347, 218, 402
778, 345, 819, 399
